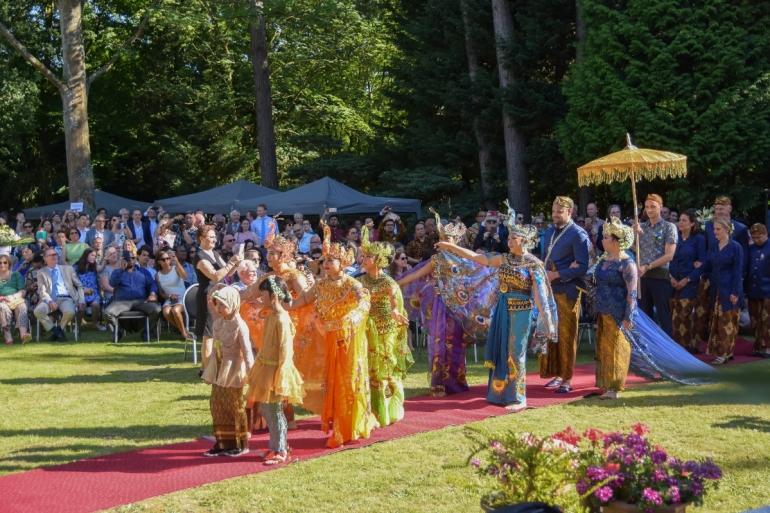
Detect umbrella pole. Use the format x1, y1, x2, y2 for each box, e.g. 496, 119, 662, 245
630, 169, 641, 299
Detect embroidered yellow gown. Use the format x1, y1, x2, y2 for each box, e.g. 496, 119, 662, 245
316, 274, 378, 448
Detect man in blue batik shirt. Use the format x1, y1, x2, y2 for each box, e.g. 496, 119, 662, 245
539, 196, 590, 394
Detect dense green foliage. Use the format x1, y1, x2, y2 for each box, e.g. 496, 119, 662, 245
1, 0, 768, 219
559, 0, 770, 217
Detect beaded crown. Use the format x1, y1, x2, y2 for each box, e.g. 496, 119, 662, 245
604, 216, 634, 251
502, 200, 538, 251
264, 231, 297, 263
360, 225, 394, 268
429, 207, 466, 241
322, 222, 355, 267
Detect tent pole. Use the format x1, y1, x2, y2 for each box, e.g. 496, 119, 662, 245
630, 168, 641, 299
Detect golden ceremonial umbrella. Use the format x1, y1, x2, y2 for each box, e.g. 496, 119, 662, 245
577, 133, 687, 280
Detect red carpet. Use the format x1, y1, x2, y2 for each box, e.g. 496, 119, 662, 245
0, 342, 761, 513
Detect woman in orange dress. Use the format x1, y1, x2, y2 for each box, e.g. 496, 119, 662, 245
293, 224, 377, 448
241, 234, 325, 420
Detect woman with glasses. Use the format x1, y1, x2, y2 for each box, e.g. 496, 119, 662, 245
64, 228, 88, 265
0, 253, 31, 344
388, 249, 411, 279
156, 249, 192, 340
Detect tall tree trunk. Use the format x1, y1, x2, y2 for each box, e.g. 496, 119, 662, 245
491, 0, 529, 218
59, 0, 95, 209
249, 0, 279, 189
575, 0, 590, 215
1, 1, 150, 210
461, 0, 495, 209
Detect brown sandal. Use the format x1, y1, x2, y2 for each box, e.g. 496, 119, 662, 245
263, 451, 288, 466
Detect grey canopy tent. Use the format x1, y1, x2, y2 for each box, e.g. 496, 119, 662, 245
241, 177, 421, 216
24, 190, 152, 219
153, 179, 275, 214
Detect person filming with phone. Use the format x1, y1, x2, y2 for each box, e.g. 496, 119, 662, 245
105, 250, 161, 339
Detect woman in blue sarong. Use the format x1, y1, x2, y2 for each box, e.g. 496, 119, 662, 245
436, 206, 557, 409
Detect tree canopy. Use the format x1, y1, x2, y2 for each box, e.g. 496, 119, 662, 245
1, 0, 768, 220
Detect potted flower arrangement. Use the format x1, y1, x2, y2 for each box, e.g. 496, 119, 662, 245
467, 424, 722, 513
574, 424, 722, 513
466, 427, 589, 513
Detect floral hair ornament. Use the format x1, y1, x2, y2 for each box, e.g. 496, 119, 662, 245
603, 216, 635, 251
695, 207, 714, 231
429, 207, 466, 241
360, 225, 394, 268
321, 221, 355, 267
502, 200, 539, 251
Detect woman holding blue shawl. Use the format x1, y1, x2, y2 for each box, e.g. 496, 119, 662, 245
436, 204, 557, 409
588, 217, 715, 399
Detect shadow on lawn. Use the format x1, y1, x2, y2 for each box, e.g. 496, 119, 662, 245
712, 415, 770, 433
0, 366, 201, 385
571, 365, 770, 409
0, 425, 209, 474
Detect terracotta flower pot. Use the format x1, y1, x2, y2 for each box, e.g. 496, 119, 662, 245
601, 502, 687, 513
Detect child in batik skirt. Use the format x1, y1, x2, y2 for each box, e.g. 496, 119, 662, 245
201, 285, 254, 457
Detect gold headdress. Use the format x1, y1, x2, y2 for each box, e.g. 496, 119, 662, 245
429, 207, 466, 241
322, 222, 355, 267
360, 225, 394, 268
603, 216, 634, 251
553, 196, 575, 210
502, 200, 538, 251
264, 233, 297, 263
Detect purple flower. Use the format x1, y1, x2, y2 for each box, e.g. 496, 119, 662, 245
594, 486, 614, 503
689, 481, 704, 496
587, 466, 609, 481
642, 487, 663, 506
667, 485, 681, 504
698, 459, 723, 480
651, 449, 667, 464
470, 457, 481, 468
490, 440, 504, 453
652, 469, 667, 482
576, 480, 590, 495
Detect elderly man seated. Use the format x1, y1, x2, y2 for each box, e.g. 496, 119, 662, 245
34, 248, 85, 341
105, 250, 161, 338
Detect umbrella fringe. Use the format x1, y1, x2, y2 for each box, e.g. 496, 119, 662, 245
577, 160, 687, 187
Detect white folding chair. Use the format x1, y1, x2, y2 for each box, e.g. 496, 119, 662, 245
182, 284, 199, 363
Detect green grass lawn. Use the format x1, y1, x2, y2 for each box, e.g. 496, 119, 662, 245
1, 329, 769, 513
